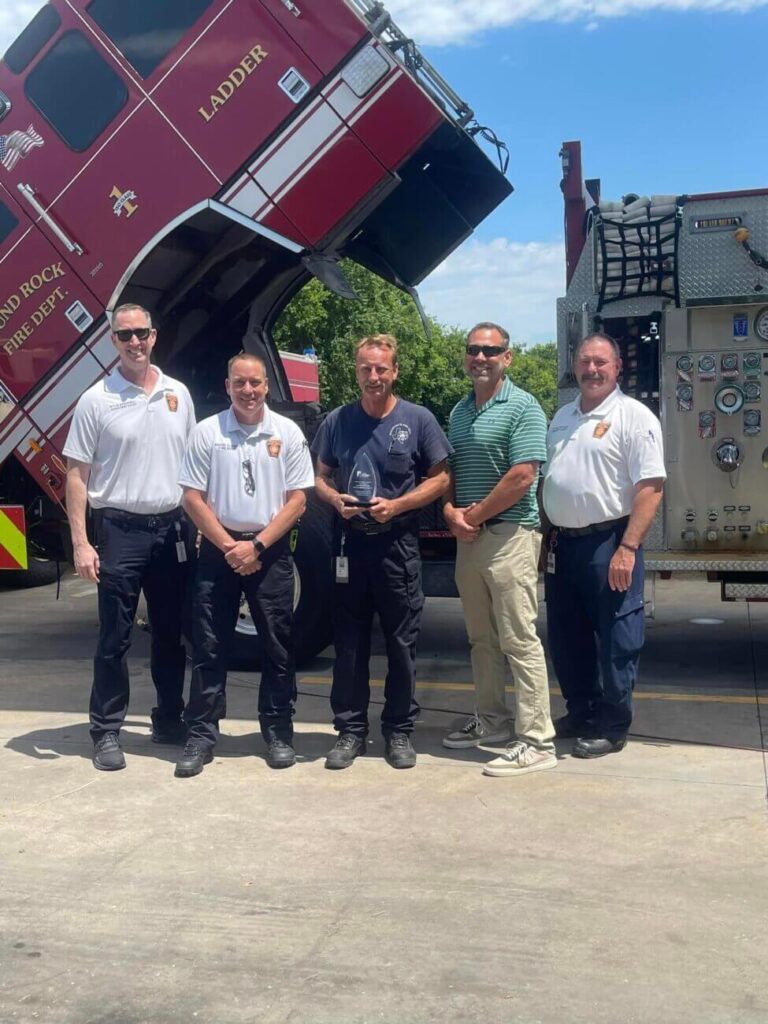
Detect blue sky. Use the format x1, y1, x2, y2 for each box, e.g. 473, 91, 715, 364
2, 2, 767, 344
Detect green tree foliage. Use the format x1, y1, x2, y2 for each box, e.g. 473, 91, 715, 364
274, 260, 557, 424
508, 342, 558, 420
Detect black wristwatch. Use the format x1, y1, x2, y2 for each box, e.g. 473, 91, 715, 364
253, 539, 266, 556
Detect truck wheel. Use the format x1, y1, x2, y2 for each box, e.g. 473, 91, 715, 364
229, 495, 334, 670
0, 555, 60, 589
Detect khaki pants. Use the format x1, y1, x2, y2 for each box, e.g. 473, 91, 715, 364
455, 522, 554, 752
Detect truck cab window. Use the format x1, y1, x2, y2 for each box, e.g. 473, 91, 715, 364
87, 0, 215, 79
3, 5, 61, 75
24, 30, 128, 152
0, 199, 19, 247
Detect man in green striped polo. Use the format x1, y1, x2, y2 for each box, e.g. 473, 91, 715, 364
442, 322, 556, 777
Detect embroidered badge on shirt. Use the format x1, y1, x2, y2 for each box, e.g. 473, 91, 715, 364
267, 438, 282, 458
165, 392, 178, 413
593, 421, 611, 439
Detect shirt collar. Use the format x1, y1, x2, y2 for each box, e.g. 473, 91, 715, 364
468, 376, 513, 414
225, 403, 274, 437
107, 364, 165, 395
575, 385, 621, 418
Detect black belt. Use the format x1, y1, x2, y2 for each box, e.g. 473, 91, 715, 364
554, 516, 628, 537
346, 513, 418, 536
347, 518, 394, 535
100, 507, 183, 529
484, 517, 507, 527
229, 529, 262, 540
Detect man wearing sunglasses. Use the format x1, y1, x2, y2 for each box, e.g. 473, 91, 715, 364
442, 322, 556, 777
64, 303, 195, 771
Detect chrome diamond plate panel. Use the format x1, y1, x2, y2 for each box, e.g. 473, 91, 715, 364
680, 196, 768, 301
723, 583, 768, 599
645, 555, 768, 571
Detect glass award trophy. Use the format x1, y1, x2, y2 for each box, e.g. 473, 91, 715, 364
348, 452, 377, 509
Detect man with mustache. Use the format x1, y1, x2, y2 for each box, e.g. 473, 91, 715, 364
542, 333, 666, 757
442, 322, 556, 777
312, 334, 452, 770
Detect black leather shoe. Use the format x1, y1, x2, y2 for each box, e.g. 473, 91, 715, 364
384, 732, 417, 769
150, 719, 187, 745
93, 732, 125, 771
174, 741, 213, 777
554, 714, 591, 739
325, 734, 367, 770
572, 736, 627, 759
266, 739, 296, 769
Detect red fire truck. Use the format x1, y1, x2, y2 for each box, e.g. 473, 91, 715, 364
0, 0, 511, 661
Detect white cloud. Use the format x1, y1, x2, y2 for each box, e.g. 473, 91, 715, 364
387, 0, 766, 45
0, 3, 42, 55
1, 0, 766, 52
419, 237, 564, 346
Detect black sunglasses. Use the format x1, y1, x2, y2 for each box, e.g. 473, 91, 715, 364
114, 327, 152, 343
466, 344, 507, 358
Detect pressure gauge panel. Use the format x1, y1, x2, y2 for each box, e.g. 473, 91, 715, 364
755, 307, 768, 343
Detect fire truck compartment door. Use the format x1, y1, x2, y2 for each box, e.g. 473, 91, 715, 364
150, 3, 327, 184
0, 15, 217, 307
0, 179, 101, 404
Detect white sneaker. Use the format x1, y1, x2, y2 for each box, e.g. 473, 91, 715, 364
482, 741, 557, 777
442, 715, 512, 749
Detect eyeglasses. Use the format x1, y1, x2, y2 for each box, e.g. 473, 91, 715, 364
114, 327, 152, 343
466, 344, 507, 358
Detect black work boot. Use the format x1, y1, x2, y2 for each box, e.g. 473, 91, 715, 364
174, 741, 213, 778
325, 734, 367, 770
384, 732, 416, 770
93, 732, 126, 772
266, 739, 296, 769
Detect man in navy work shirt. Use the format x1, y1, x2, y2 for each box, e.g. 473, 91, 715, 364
542, 333, 665, 758
175, 353, 314, 777
64, 303, 195, 771
312, 334, 452, 770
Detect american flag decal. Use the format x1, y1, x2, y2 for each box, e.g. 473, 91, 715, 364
0, 124, 45, 172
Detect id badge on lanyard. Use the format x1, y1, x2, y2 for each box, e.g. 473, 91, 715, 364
175, 520, 187, 563
336, 533, 349, 583
546, 531, 557, 574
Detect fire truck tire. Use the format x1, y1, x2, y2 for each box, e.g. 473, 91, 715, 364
229, 493, 335, 670
0, 555, 59, 589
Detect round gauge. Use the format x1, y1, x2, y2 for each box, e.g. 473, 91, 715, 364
714, 384, 745, 415
699, 354, 716, 372
699, 411, 715, 427
754, 306, 768, 342
722, 353, 738, 370
676, 355, 693, 373
744, 410, 761, 428
676, 384, 693, 402
744, 352, 761, 371
744, 381, 761, 400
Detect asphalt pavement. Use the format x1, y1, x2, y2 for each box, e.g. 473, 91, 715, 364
0, 571, 766, 1024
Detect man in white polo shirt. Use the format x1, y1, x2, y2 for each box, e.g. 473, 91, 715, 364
542, 332, 665, 758
64, 303, 195, 771
175, 352, 314, 777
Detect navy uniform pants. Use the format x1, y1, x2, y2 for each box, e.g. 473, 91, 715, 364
185, 536, 296, 749
331, 528, 423, 738
91, 509, 191, 741
544, 520, 645, 740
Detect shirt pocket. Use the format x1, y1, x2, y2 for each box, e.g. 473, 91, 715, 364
611, 591, 645, 660
384, 450, 411, 480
